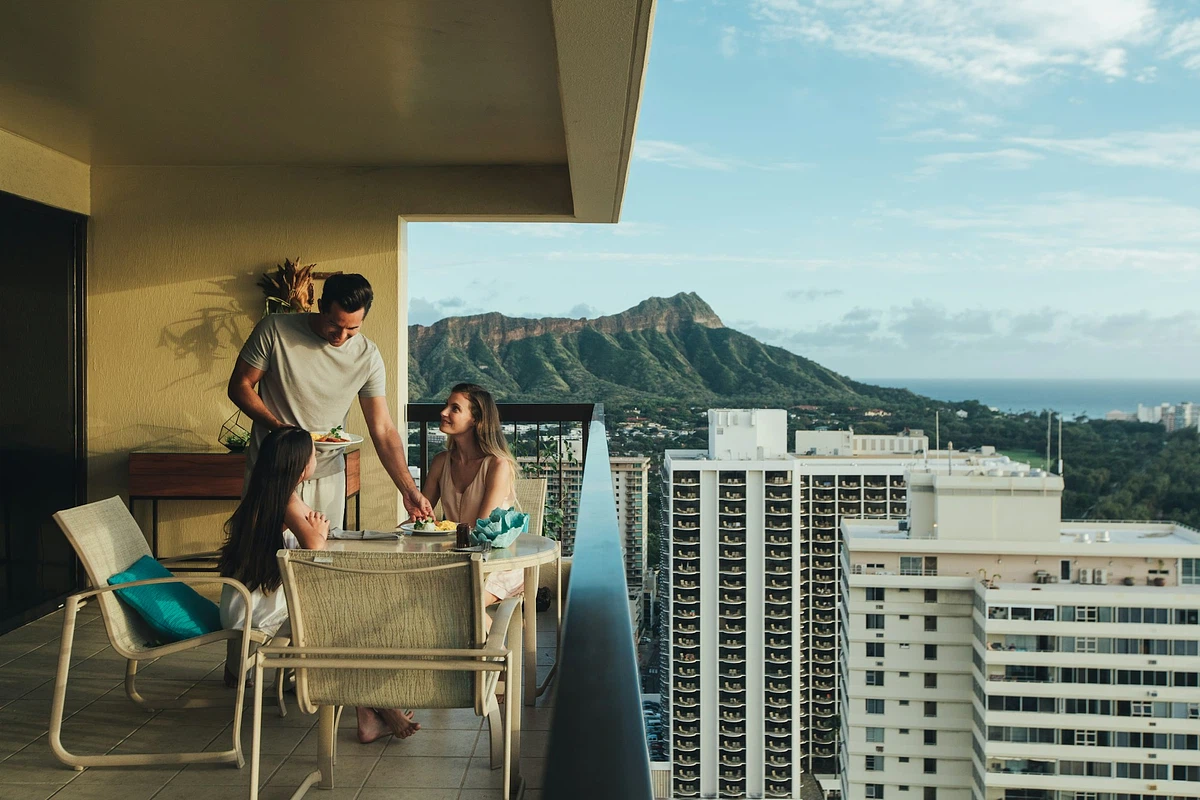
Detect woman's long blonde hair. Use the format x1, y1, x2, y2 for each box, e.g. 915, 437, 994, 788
446, 383, 518, 481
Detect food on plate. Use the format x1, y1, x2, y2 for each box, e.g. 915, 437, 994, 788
412, 517, 457, 533
312, 425, 350, 443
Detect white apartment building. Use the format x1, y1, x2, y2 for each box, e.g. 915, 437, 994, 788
840, 468, 1200, 800
613, 456, 652, 628
664, 409, 800, 799
661, 411, 1021, 797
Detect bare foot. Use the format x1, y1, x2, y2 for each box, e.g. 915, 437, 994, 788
356, 707, 391, 744
378, 708, 421, 739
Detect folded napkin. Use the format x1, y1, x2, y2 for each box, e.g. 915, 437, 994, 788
470, 506, 529, 549
329, 529, 400, 540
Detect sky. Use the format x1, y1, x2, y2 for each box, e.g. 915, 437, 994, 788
409, 0, 1200, 381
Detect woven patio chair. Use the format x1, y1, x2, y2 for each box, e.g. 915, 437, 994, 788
250, 549, 521, 800
49, 496, 272, 769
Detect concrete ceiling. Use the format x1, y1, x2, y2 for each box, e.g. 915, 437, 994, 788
0, 0, 655, 221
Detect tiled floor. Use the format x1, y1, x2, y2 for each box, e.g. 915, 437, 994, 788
0, 601, 558, 800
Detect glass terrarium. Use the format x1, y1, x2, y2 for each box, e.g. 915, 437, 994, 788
219, 410, 252, 452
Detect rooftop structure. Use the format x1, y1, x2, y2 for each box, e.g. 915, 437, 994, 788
840, 469, 1200, 800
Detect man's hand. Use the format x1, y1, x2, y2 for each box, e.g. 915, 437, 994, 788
402, 488, 434, 520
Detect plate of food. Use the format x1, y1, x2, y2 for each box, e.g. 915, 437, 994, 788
399, 518, 458, 536
311, 426, 364, 451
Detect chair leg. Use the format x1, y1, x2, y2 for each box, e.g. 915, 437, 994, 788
536, 554, 563, 698
50, 596, 241, 770
503, 654, 514, 800
487, 693, 503, 770
250, 659, 265, 800
318, 705, 336, 789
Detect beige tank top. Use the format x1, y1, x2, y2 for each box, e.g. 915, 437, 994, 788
439, 454, 516, 525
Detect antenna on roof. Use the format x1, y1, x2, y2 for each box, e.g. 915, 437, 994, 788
1046, 411, 1052, 473
1058, 414, 1064, 477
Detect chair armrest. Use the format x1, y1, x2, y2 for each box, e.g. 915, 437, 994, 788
158, 551, 220, 566
482, 597, 520, 653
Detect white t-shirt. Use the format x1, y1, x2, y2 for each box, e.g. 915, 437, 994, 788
238, 313, 386, 479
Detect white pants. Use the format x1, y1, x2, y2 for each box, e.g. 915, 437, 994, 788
244, 468, 347, 529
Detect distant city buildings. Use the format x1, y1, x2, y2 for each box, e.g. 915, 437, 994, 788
1106, 402, 1198, 429
840, 469, 1200, 800
660, 410, 1026, 798
518, 451, 652, 633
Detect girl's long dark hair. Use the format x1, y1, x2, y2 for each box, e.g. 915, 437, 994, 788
218, 426, 313, 592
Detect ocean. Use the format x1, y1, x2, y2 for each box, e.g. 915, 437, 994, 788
861, 378, 1200, 420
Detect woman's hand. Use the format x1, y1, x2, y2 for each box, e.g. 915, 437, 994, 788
306, 510, 330, 539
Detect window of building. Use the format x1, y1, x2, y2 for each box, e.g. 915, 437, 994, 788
924, 729, 937, 745
1183, 559, 1199, 585
925, 616, 938, 632
1061, 559, 1072, 581
867, 671, 885, 686
867, 642, 885, 658
924, 701, 937, 718
924, 673, 939, 689
867, 587, 885, 602
867, 698, 885, 714
899, 757, 910, 763
923, 788, 937, 800
865, 755, 883, 771
867, 614, 885, 629
900, 556, 924, 575
866, 785, 884, 800
923, 758, 937, 774
924, 589, 938, 603
866, 727, 885, 742
899, 728, 910, 734
924, 644, 938, 661
899, 700, 910, 706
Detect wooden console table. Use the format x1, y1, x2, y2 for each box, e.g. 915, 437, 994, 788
128, 449, 361, 555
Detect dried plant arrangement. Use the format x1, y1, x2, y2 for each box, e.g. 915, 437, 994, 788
257, 257, 317, 316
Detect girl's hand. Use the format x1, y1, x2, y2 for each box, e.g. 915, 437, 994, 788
307, 510, 330, 538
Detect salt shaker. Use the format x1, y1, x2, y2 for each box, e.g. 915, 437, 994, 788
455, 522, 471, 548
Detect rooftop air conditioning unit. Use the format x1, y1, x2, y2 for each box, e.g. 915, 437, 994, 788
1078, 568, 1092, 584
1093, 568, 1108, 585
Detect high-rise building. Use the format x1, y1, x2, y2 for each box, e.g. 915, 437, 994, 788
613, 456, 652, 631
663, 409, 798, 799
661, 412, 1024, 798
840, 468, 1200, 800
519, 452, 651, 629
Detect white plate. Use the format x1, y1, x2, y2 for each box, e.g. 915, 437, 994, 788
312, 432, 364, 451
398, 521, 455, 536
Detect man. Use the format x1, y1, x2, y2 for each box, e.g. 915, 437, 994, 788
228, 273, 432, 526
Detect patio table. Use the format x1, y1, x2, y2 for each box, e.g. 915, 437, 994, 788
327, 532, 558, 709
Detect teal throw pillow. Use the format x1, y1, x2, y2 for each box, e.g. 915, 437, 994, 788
108, 555, 222, 643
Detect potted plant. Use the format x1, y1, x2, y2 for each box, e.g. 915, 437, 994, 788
257, 257, 318, 316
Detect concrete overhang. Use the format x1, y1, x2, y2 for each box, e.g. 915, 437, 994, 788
0, 0, 655, 221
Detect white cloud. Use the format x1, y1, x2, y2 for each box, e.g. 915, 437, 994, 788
1010, 129, 1200, 170
720, 25, 740, 58
913, 148, 1043, 177
750, 0, 1160, 85
635, 139, 810, 171
889, 193, 1200, 272
1165, 18, 1200, 69
896, 128, 982, 143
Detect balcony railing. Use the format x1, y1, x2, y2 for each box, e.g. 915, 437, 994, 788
545, 405, 652, 800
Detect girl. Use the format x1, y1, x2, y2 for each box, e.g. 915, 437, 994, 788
219, 425, 418, 743
422, 383, 524, 607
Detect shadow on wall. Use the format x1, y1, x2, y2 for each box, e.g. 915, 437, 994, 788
157, 272, 259, 387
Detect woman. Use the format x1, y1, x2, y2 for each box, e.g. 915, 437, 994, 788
422, 383, 524, 606
219, 426, 419, 743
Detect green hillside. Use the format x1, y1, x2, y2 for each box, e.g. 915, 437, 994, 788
409, 293, 920, 409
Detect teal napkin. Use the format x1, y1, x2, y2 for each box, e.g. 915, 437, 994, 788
470, 506, 530, 549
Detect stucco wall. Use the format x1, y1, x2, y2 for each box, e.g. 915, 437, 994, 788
0, 127, 89, 214
88, 166, 411, 555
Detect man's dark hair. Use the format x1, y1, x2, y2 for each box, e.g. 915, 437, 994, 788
321, 273, 374, 316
